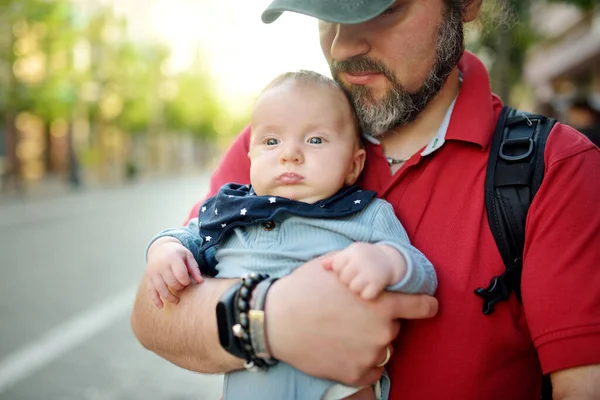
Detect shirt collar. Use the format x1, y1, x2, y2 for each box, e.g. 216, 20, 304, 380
447, 51, 502, 149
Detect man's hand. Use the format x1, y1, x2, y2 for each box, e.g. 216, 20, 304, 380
322, 243, 407, 299
551, 364, 600, 400
265, 255, 438, 387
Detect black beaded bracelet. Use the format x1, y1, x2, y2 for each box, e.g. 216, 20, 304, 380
232, 273, 270, 371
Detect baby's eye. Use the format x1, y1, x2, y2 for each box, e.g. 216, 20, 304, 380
265, 138, 279, 146
307, 137, 323, 144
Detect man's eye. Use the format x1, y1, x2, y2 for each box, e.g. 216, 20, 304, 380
380, 5, 402, 17
265, 138, 279, 145
307, 137, 323, 144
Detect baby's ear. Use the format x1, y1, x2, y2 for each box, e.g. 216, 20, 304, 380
345, 148, 366, 186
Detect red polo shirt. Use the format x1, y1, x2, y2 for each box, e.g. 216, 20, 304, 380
188, 52, 600, 398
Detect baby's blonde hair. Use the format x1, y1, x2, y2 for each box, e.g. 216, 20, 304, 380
261, 70, 340, 93
257, 70, 362, 146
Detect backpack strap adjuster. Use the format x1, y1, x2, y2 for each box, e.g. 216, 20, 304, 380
474, 274, 510, 315
499, 137, 534, 162
474, 258, 523, 315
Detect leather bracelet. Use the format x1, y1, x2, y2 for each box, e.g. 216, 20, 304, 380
232, 273, 270, 371
249, 277, 279, 365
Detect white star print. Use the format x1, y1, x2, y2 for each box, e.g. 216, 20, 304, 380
201, 206, 207, 212
221, 223, 227, 228
269, 197, 276, 204
215, 208, 218, 215
205, 236, 212, 242
354, 200, 361, 204
240, 208, 247, 216
228, 195, 233, 198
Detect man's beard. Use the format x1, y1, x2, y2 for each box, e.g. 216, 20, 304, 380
330, 3, 465, 137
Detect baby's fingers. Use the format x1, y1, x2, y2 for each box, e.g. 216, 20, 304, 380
146, 279, 164, 309
152, 275, 180, 304
360, 282, 384, 300
185, 253, 203, 284
348, 276, 369, 296
321, 258, 334, 270
169, 260, 190, 289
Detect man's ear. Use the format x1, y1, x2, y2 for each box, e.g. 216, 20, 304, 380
463, 0, 483, 23
345, 148, 366, 186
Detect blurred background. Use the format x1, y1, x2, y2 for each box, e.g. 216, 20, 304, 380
0, 0, 598, 399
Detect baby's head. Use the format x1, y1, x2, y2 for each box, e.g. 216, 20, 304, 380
249, 70, 365, 203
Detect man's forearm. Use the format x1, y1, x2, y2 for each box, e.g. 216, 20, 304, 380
130, 276, 244, 373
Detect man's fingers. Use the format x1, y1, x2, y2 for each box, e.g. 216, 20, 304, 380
185, 253, 203, 283
374, 344, 393, 367
354, 367, 386, 388
381, 292, 439, 320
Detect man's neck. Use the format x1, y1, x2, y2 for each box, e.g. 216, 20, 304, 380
380, 67, 461, 161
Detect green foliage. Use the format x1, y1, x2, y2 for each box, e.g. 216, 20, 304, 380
0, 0, 228, 143
163, 71, 222, 139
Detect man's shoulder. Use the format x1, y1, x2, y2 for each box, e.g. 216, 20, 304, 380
545, 121, 599, 165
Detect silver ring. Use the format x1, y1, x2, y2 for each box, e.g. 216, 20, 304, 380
376, 345, 392, 367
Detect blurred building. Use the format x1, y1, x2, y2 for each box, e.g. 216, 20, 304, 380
525, 3, 600, 121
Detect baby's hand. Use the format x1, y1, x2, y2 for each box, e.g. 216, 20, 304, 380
146, 237, 203, 308
322, 243, 406, 300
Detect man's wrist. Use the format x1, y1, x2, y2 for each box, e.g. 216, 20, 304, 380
215, 274, 278, 371
249, 277, 279, 363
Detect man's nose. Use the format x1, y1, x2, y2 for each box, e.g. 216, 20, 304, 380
329, 23, 370, 62
279, 143, 304, 164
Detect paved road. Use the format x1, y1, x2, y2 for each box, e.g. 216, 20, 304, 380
0, 175, 223, 400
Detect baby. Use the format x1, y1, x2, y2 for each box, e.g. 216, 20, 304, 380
145, 70, 437, 400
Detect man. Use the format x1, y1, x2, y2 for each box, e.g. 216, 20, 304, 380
131, 0, 600, 398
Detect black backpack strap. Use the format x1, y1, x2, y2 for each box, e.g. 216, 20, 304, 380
476, 106, 557, 400
475, 106, 555, 314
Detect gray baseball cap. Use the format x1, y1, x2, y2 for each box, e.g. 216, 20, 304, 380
261, 0, 396, 24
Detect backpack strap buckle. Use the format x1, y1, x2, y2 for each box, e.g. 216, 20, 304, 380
474, 258, 523, 315
474, 273, 510, 315
499, 137, 534, 162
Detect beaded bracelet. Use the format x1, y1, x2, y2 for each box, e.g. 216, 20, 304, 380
232, 273, 270, 371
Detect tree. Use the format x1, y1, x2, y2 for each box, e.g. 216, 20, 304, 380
471, 0, 596, 104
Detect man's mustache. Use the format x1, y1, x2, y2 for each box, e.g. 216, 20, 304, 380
331, 56, 395, 83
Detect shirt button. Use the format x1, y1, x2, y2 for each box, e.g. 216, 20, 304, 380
262, 221, 276, 231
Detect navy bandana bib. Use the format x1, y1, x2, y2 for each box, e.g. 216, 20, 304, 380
197, 183, 377, 253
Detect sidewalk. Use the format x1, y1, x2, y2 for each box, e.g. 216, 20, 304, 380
0, 169, 211, 206
0, 176, 81, 205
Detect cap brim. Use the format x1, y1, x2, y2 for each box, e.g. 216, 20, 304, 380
261, 0, 396, 24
